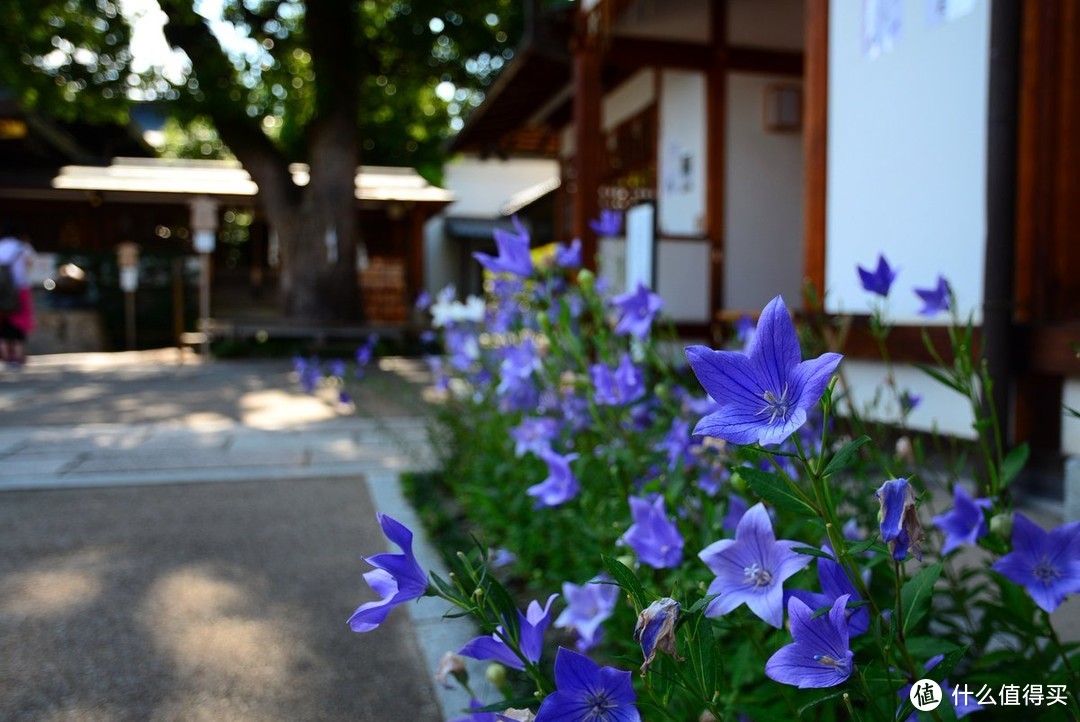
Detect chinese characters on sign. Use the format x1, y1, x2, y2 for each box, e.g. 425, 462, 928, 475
952, 683, 1069, 707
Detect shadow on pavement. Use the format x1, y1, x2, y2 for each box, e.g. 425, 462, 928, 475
0, 478, 442, 721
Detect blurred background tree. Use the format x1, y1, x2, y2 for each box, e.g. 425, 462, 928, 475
0, 0, 522, 321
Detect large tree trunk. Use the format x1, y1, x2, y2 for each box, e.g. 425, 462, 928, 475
163, 0, 363, 323
272, 173, 360, 322
275, 0, 362, 323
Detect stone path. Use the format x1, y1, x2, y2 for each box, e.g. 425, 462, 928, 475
0, 350, 482, 721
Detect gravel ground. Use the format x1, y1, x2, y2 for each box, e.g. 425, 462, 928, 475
0, 478, 442, 721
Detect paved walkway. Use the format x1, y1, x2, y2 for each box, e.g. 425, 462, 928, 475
0, 350, 481, 721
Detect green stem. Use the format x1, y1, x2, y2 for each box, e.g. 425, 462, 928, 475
1044, 610, 1080, 714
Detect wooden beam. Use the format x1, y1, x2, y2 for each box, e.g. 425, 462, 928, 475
606, 38, 712, 70
727, 47, 803, 76
706, 2, 728, 322
572, 14, 603, 269
802, 0, 828, 307
605, 38, 803, 77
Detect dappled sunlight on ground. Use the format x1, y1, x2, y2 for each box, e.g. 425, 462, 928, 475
140, 565, 300, 689
239, 389, 343, 429
0, 548, 108, 617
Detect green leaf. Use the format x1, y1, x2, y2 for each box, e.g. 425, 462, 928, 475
916, 363, 966, 394
684, 594, 719, 617
428, 571, 459, 601
600, 555, 649, 611
483, 574, 521, 640
821, 435, 871, 477
738, 467, 816, 515
797, 689, 851, 716
901, 563, 943, 635
847, 537, 880, 555
687, 613, 718, 700
1000, 442, 1030, 487
793, 546, 836, 561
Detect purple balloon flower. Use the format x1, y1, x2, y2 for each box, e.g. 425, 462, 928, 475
459, 594, 558, 671
765, 595, 854, 688
991, 513, 1080, 613
655, 417, 693, 471
620, 496, 684, 569
788, 545, 869, 637
554, 578, 620, 652
876, 478, 924, 561
591, 353, 646, 406
932, 485, 992, 555
686, 295, 843, 447
497, 340, 540, 396
857, 254, 898, 297
914, 275, 952, 316
473, 216, 533, 277
611, 282, 664, 339
698, 502, 813, 628
348, 514, 428, 632
527, 449, 581, 507
536, 647, 640, 722
555, 238, 582, 269
588, 208, 624, 237
722, 494, 749, 533
510, 417, 560, 458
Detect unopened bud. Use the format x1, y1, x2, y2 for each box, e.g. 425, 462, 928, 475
990, 512, 1013, 540
615, 554, 636, 570
577, 268, 595, 293
730, 470, 748, 494
500, 709, 536, 722
485, 662, 507, 689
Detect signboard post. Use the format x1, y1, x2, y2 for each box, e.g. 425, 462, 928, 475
189, 196, 219, 359
116, 242, 140, 350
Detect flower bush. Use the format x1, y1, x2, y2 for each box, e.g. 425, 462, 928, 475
348, 234, 1080, 720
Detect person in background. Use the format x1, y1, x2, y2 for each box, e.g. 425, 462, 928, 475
0, 223, 36, 367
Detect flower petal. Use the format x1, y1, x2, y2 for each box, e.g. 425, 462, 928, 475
746, 296, 801, 394
685, 346, 766, 411
744, 583, 785, 628
791, 353, 843, 412
459, 634, 525, 671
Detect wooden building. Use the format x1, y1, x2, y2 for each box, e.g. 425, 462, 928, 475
0, 101, 453, 348
447, 0, 1080, 494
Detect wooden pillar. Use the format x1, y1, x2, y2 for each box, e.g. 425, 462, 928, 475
803, 0, 829, 308
406, 204, 424, 306
572, 10, 603, 270
706, 1, 728, 321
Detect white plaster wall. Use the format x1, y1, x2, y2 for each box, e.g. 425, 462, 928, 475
614, 0, 711, 43
1064, 379, 1080, 456
728, 0, 805, 50
825, 0, 989, 323
723, 72, 805, 312
840, 359, 976, 440
439, 157, 559, 217
656, 240, 711, 322
423, 217, 456, 295
658, 69, 708, 237
598, 237, 711, 323
603, 70, 656, 131
423, 156, 559, 295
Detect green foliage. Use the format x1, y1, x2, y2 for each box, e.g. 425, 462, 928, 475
0, 0, 522, 168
